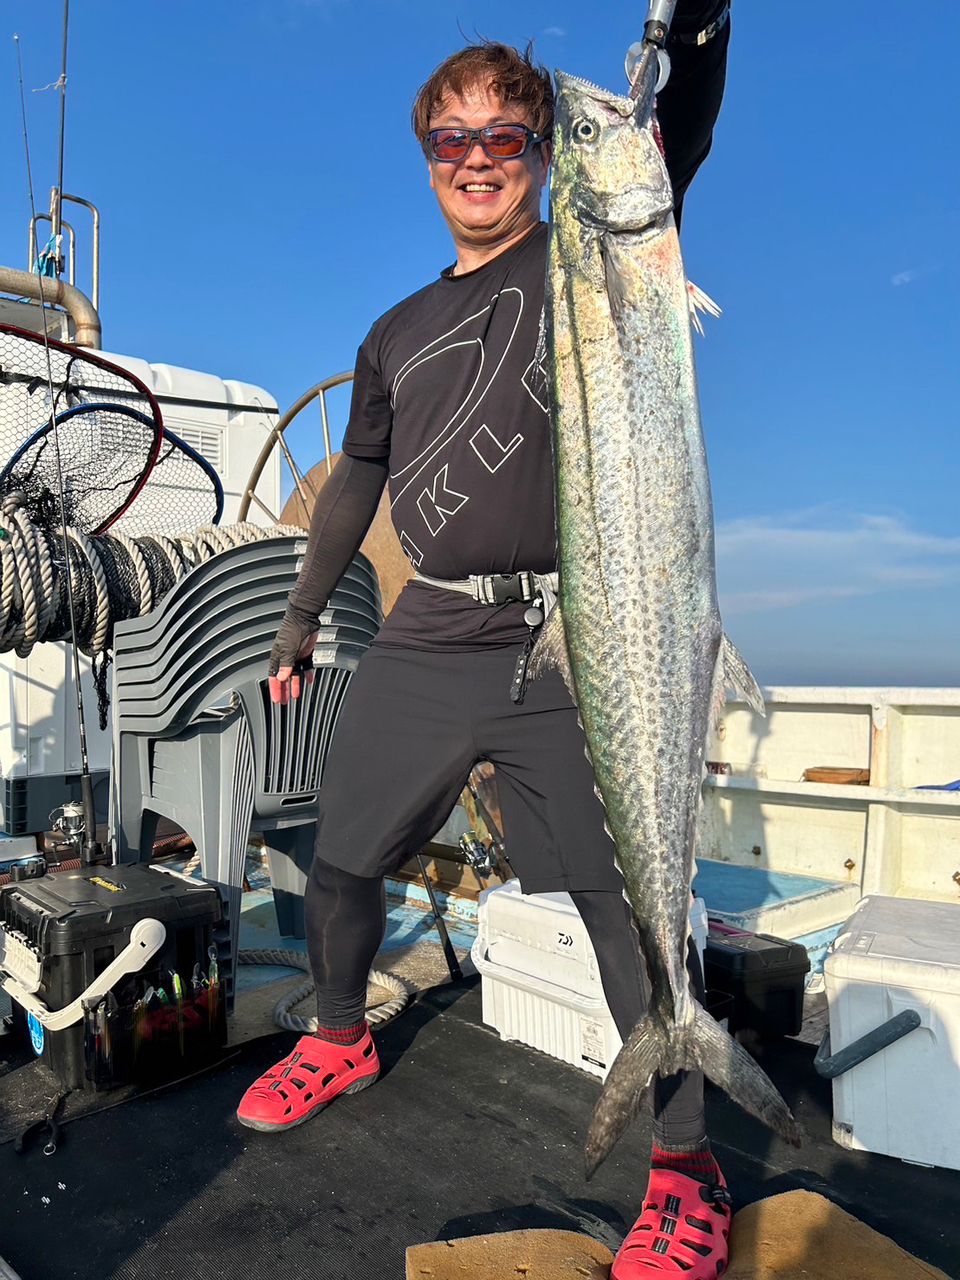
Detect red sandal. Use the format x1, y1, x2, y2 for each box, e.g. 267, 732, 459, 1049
611, 1160, 732, 1277
236, 1028, 379, 1133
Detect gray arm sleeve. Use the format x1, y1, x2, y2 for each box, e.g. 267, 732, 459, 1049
269, 453, 389, 672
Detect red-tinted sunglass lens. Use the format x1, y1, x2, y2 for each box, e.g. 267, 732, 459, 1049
431, 130, 470, 160
481, 127, 529, 156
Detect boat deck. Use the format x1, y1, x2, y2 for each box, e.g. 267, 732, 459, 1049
2, 973, 957, 1280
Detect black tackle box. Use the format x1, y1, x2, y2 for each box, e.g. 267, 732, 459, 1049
0, 862, 226, 1091
703, 920, 810, 1038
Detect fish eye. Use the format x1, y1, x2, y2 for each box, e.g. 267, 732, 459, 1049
571, 118, 598, 144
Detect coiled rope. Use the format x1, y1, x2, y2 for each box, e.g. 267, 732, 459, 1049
237, 949, 411, 1032
0, 494, 304, 724
0, 493, 304, 658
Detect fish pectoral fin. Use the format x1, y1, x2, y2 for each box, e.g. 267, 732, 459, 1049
585, 1016, 661, 1180
601, 237, 630, 331
687, 280, 722, 337
529, 604, 576, 701
720, 633, 765, 717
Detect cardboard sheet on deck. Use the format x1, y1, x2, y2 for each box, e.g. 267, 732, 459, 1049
405, 1229, 614, 1278
724, 1190, 953, 1280
405, 1191, 954, 1280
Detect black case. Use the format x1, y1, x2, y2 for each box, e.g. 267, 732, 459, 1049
703, 921, 810, 1038
2, 863, 226, 1091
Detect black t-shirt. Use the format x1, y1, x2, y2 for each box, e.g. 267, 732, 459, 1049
343, 16, 729, 651
344, 222, 553, 649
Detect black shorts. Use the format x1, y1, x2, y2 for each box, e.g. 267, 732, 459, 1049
314, 643, 626, 895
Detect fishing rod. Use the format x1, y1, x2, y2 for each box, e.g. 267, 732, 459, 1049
13, 17, 104, 866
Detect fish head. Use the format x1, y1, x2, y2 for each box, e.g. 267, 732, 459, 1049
551, 70, 673, 240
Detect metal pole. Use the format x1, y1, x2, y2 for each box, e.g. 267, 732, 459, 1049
319, 388, 334, 477
627, 0, 679, 102
30, 214, 76, 285
61, 194, 101, 311
416, 854, 463, 982
0, 266, 100, 348
237, 372, 351, 522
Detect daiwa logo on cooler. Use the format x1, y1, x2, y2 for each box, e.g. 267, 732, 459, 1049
557, 932, 573, 949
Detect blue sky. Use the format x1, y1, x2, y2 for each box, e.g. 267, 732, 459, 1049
3, 2, 958, 686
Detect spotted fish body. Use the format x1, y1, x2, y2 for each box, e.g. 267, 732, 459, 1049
540, 69, 801, 1176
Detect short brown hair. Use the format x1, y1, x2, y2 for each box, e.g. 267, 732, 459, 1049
411, 41, 553, 146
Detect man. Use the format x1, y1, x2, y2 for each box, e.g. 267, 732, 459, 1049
238, 9, 732, 1275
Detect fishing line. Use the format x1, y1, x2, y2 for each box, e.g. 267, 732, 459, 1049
53, 0, 70, 247
14, 24, 101, 863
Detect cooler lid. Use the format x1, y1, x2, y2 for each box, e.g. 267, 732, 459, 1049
831, 895, 960, 969
0, 863, 219, 953
704, 927, 810, 976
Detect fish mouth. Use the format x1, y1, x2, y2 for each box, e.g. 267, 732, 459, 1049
577, 207, 669, 242
605, 214, 670, 243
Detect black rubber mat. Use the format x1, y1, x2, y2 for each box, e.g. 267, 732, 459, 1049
2, 981, 957, 1280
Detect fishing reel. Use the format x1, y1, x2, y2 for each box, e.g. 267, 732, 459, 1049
49, 800, 86, 855
458, 830, 498, 878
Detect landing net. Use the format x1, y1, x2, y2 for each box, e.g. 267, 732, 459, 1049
112, 427, 225, 535
0, 323, 163, 533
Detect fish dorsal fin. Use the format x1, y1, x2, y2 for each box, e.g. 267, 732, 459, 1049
720, 633, 765, 716
554, 69, 634, 116
529, 603, 577, 703
687, 281, 722, 337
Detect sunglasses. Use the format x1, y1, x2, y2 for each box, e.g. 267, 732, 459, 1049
426, 123, 550, 163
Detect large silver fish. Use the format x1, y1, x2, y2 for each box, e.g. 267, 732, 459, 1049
535, 66, 802, 1177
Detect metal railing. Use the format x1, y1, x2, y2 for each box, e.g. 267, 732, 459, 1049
237, 370, 353, 524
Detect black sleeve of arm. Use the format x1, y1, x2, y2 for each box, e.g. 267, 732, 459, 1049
286, 453, 389, 624
657, 0, 731, 227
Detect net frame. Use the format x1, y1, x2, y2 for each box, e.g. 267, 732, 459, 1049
0, 322, 164, 532
0, 400, 162, 534
111, 425, 225, 535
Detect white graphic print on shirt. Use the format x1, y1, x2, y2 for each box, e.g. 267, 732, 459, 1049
348, 223, 558, 583
389, 286, 526, 556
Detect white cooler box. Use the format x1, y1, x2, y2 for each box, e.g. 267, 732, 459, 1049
471, 880, 707, 1080
825, 894, 960, 1170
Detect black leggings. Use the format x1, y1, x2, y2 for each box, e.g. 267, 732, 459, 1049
305, 857, 706, 1148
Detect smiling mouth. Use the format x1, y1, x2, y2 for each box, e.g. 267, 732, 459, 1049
460, 183, 500, 193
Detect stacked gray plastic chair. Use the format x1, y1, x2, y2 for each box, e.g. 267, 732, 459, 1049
246, 560, 382, 938
110, 535, 382, 1001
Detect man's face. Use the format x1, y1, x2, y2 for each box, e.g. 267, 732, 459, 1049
427, 85, 551, 251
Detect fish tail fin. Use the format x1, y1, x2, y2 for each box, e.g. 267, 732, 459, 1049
585, 1015, 663, 1180
690, 1002, 802, 1147
585, 1005, 802, 1179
